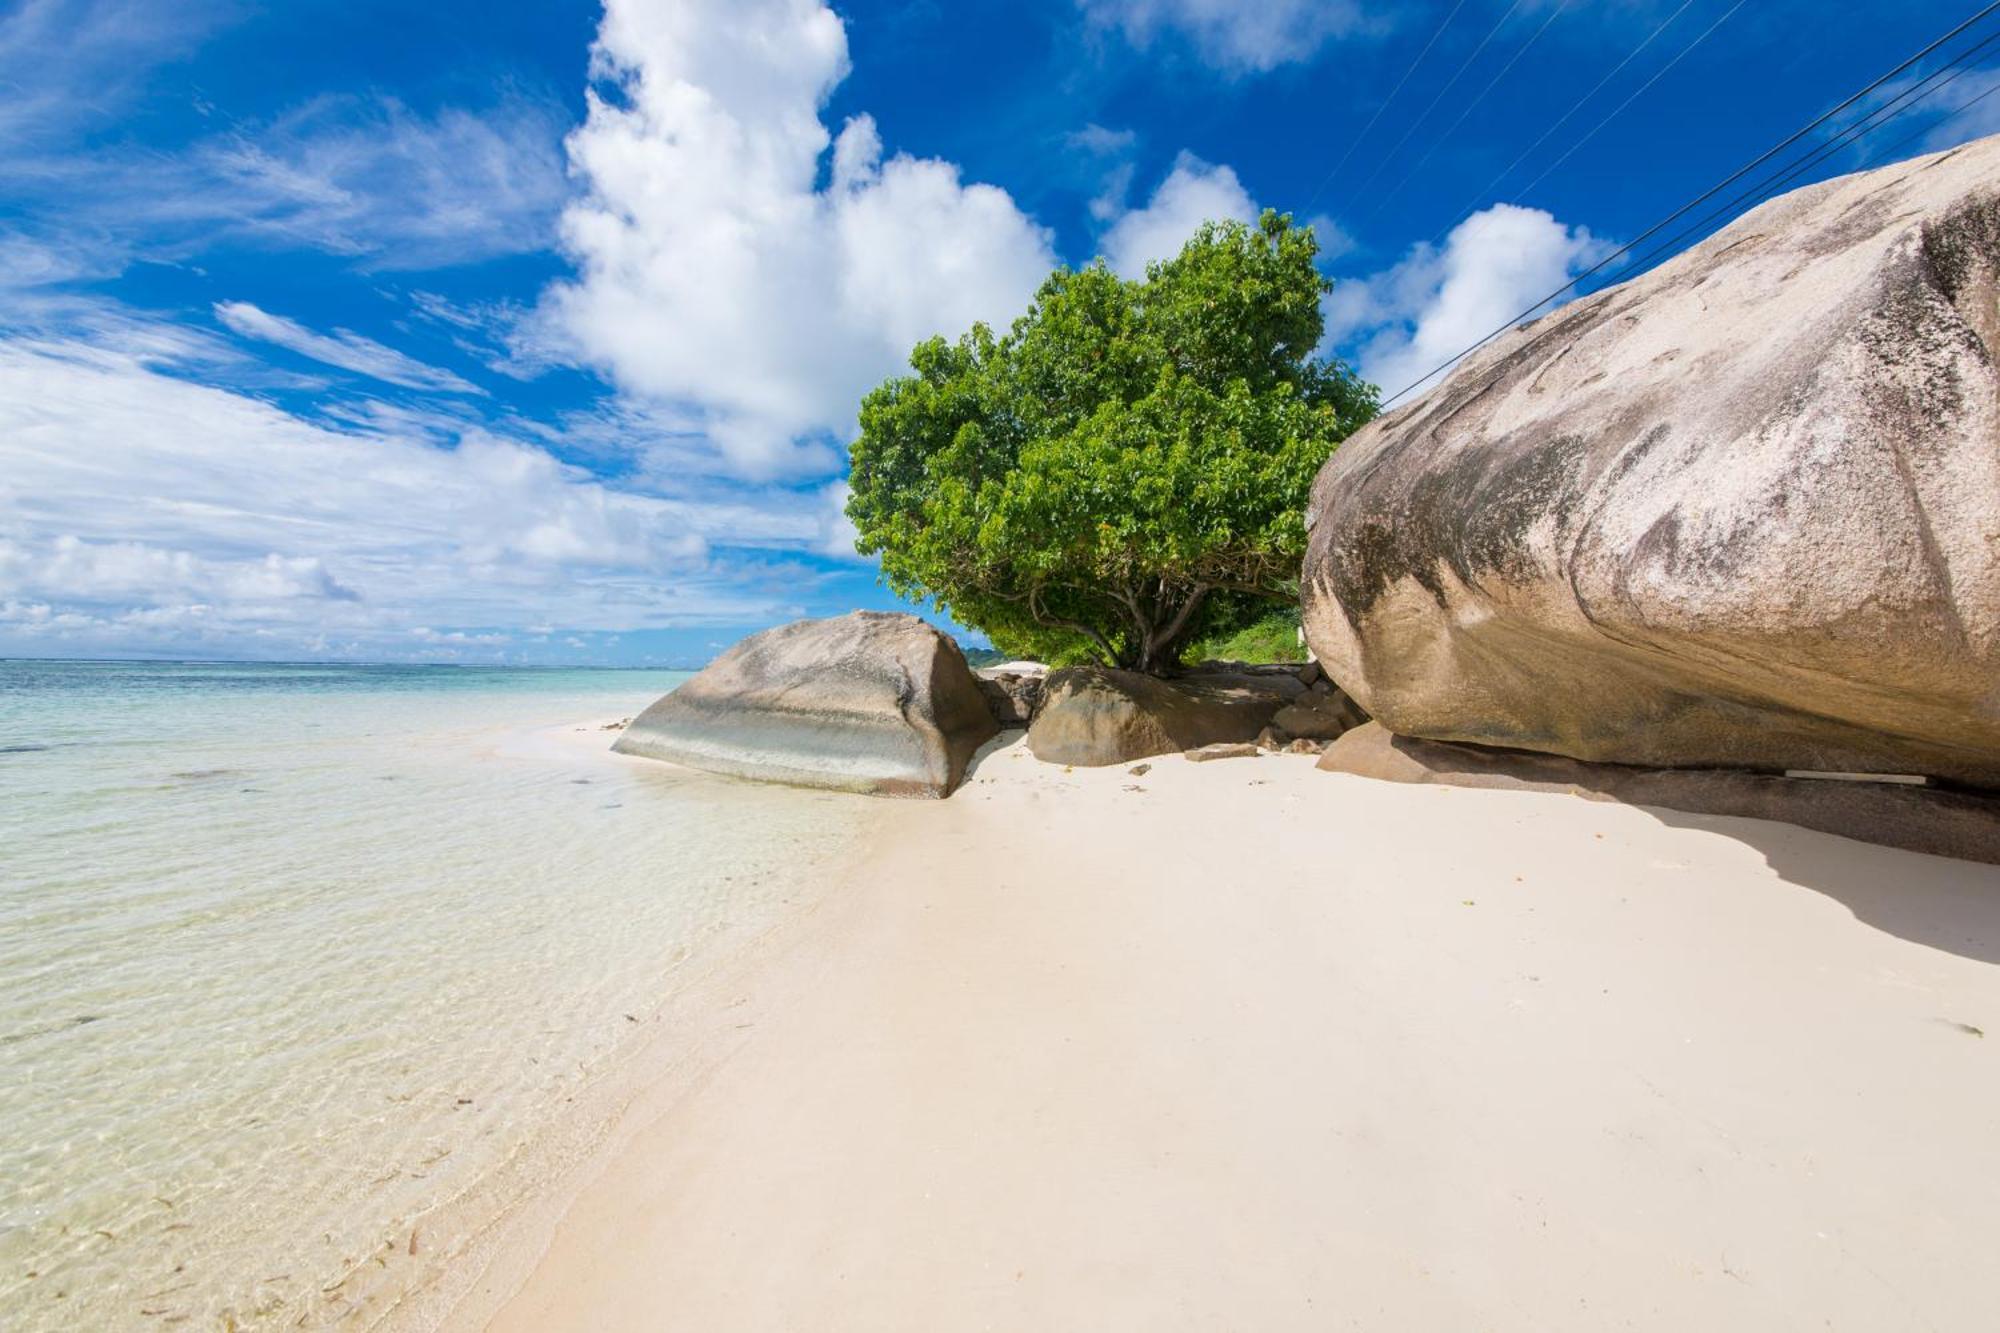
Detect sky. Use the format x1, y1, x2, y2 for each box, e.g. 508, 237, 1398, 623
2, 0, 1995, 666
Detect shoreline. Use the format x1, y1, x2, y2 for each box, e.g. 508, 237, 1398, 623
373, 715, 892, 1333
430, 733, 2000, 1331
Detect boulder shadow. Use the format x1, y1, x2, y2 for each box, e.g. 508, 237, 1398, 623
1637, 803, 2000, 966
1322, 723, 2000, 965
960, 728, 1026, 781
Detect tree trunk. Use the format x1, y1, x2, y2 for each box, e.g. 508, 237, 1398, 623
1131, 585, 1208, 675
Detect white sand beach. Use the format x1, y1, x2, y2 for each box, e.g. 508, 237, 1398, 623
435, 733, 2000, 1333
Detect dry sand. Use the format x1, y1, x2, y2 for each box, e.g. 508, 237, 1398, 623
438, 734, 2000, 1332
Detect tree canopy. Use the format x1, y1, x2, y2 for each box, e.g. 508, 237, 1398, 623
845, 211, 1377, 674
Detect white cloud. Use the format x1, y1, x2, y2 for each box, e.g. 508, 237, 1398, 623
3, 82, 571, 278
536, 0, 1057, 481
0, 326, 858, 659
1325, 203, 1610, 397
814, 481, 861, 559
1068, 123, 1138, 156
214, 301, 482, 394
1306, 214, 1359, 263
1099, 152, 1258, 277
0, 0, 234, 148
0, 231, 108, 290
1066, 123, 1142, 222
0, 536, 357, 603
1078, 0, 1367, 73
1869, 66, 2000, 160
184, 94, 572, 269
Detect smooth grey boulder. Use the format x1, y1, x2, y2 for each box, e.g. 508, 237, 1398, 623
613, 612, 998, 797
1303, 136, 2000, 789
1027, 665, 1303, 767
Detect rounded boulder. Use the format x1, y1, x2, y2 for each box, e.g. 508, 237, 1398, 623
1303, 138, 2000, 787
613, 612, 998, 797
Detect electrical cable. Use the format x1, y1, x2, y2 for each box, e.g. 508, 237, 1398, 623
1375, 0, 2000, 408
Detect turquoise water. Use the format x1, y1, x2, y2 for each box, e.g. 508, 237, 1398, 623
0, 661, 861, 1330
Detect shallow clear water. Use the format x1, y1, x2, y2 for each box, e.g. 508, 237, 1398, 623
0, 660, 861, 1330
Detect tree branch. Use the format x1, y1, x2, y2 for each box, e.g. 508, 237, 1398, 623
1146, 584, 1210, 654
1028, 584, 1121, 667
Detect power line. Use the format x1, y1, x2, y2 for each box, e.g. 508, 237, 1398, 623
1364, 0, 1575, 224
1611, 29, 2000, 278
1303, 0, 1475, 215
1870, 72, 2000, 163
1427, 0, 1700, 247
1376, 0, 2000, 409
1510, 0, 1751, 206
1347, 0, 1532, 201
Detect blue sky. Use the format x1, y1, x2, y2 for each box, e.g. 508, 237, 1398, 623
2, 0, 1994, 665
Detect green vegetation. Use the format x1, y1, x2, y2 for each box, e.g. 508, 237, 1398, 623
1192, 606, 1308, 664
846, 211, 1375, 675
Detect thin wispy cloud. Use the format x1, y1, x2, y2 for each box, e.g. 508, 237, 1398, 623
185, 94, 574, 270
1076, 0, 1374, 73
213, 301, 484, 394
0, 0, 238, 147
0, 1, 572, 283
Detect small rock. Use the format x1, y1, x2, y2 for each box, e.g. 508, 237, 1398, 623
1298, 660, 1324, 687
1272, 686, 1368, 742
975, 668, 1045, 728
1284, 737, 1324, 755
1184, 742, 1260, 762
1127, 763, 1152, 777
1257, 725, 1291, 751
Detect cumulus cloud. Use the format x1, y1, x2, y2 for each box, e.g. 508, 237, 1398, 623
1099, 152, 1258, 277
536, 0, 1057, 481
1324, 203, 1610, 397
0, 537, 358, 604
1078, 0, 1368, 73
0, 327, 855, 659
214, 301, 482, 394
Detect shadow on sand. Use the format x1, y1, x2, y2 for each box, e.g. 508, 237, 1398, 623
1640, 804, 2000, 966
1318, 723, 2000, 966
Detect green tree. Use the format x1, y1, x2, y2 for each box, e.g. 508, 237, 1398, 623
846, 211, 1376, 674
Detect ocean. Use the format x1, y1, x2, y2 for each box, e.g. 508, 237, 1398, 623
0, 660, 862, 1330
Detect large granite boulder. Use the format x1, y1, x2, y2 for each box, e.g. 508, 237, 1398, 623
1027, 665, 1304, 766
1303, 137, 2000, 788
613, 612, 998, 797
